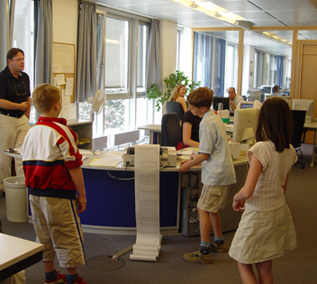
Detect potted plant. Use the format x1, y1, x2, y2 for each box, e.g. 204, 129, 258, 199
146, 70, 200, 111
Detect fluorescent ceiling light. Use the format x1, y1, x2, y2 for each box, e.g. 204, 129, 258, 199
171, 0, 245, 25
106, 39, 120, 45
262, 31, 292, 47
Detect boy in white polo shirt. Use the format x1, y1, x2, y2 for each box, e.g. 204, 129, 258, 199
180, 87, 236, 264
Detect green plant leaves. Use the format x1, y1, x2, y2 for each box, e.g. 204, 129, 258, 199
146, 70, 200, 112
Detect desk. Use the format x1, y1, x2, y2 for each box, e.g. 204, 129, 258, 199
137, 124, 161, 144
0, 233, 43, 281
304, 118, 317, 168
78, 151, 248, 235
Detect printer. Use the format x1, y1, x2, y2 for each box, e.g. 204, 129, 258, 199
122, 146, 177, 167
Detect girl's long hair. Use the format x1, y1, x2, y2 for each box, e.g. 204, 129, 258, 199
169, 84, 185, 101
256, 97, 293, 152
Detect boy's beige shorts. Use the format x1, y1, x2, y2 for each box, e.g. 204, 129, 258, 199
197, 184, 230, 213
29, 195, 85, 268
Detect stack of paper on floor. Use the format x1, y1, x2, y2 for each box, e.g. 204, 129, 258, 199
130, 145, 162, 262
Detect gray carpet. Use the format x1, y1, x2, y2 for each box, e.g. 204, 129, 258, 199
1, 143, 316, 284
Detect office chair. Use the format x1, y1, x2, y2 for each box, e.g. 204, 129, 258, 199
166, 101, 185, 121
161, 113, 182, 147
291, 110, 306, 169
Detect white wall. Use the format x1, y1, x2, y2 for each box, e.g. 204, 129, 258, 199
53, 0, 78, 119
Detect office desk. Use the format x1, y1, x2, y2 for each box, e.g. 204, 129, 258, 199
78, 151, 248, 235
0, 233, 43, 281
304, 118, 317, 168
137, 124, 161, 144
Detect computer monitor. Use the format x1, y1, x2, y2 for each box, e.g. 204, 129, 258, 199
253, 99, 263, 109
240, 100, 262, 110
261, 85, 272, 94
292, 99, 314, 123
240, 102, 254, 109
247, 89, 261, 101
232, 108, 259, 142
213, 97, 230, 111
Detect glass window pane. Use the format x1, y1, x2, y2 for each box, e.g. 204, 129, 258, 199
137, 24, 148, 93
104, 99, 131, 134
12, 0, 34, 121
105, 17, 129, 95
193, 32, 213, 88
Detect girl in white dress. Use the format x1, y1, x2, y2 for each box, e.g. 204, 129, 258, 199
229, 97, 297, 284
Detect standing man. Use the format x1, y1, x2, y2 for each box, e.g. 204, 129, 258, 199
0, 48, 31, 192
228, 87, 244, 114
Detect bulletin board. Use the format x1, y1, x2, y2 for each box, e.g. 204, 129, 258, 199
53, 42, 75, 103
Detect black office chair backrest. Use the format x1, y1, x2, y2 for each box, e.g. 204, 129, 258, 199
166, 101, 185, 121
291, 110, 306, 149
161, 113, 181, 147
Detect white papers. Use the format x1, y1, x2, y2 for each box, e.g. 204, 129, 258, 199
65, 77, 73, 96
53, 65, 62, 73
88, 151, 123, 166
89, 156, 122, 167
60, 89, 71, 119
130, 145, 161, 262
55, 74, 66, 86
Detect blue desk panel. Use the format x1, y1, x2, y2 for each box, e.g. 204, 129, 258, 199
80, 169, 179, 228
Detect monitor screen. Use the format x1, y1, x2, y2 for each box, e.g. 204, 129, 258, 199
261, 85, 272, 94
240, 102, 254, 109
232, 108, 259, 142
213, 97, 230, 111
292, 99, 314, 123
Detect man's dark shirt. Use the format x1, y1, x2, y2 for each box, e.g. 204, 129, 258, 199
0, 66, 31, 117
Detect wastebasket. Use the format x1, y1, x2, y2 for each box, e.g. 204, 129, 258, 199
3, 176, 28, 222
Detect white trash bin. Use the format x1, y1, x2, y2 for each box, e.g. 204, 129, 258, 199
3, 176, 28, 223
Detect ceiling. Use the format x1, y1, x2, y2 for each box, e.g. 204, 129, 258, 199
95, 0, 317, 56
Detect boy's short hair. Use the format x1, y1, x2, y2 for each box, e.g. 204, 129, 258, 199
32, 84, 61, 114
187, 87, 214, 108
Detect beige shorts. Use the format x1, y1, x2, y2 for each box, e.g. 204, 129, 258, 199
197, 184, 230, 213
29, 195, 85, 268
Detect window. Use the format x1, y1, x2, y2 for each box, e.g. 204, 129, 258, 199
254, 50, 286, 90
78, 8, 151, 147
193, 32, 238, 97
193, 32, 213, 89
105, 16, 129, 95
176, 28, 182, 70
12, 0, 35, 122
225, 43, 238, 92
137, 23, 149, 94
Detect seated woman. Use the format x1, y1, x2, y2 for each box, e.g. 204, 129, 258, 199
177, 110, 202, 150
169, 84, 188, 113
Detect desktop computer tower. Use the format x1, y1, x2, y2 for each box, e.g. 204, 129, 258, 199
180, 172, 202, 236
180, 163, 248, 236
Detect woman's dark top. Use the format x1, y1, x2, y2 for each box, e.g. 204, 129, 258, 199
181, 110, 202, 144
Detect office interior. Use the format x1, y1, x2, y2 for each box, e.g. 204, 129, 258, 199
1, 0, 317, 150
1, 0, 317, 283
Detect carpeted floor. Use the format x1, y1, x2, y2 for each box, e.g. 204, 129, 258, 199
0, 143, 316, 284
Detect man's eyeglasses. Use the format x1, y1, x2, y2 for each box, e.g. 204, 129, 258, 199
13, 80, 26, 96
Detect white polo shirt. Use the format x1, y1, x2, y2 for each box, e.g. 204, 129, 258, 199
199, 110, 236, 186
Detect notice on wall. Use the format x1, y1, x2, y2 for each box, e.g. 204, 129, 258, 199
130, 145, 162, 262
